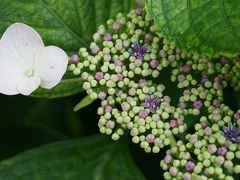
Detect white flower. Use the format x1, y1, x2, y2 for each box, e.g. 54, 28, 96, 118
0, 23, 68, 95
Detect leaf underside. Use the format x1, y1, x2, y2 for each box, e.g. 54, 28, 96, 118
146, 0, 240, 58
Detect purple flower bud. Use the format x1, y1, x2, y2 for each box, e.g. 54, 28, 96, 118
220, 56, 228, 64
139, 110, 148, 119
95, 72, 104, 80
218, 147, 227, 156
104, 54, 111, 61
135, 8, 143, 16
117, 73, 123, 81
92, 45, 99, 54
214, 77, 222, 83
145, 33, 153, 41
212, 99, 220, 107
204, 127, 212, 135
175, 48, 182, 54
234, 112, 240, 120
201, 121, 207, 128
170, 120, 178, 128
183, 89, 191, 95
106, 120, 115, 129
185, 161, 195, 171
113, 22, 121, 30
164, 155, 172, 164
115, 60, 122, 66
146, 134, 155, 143
208, 144, 217, 154
177, 119, 184, 125
150, 60, 158, 68
178, 75, 185, 82
98, 91, 106, 100
193, 100, 203, 109
103, 33, 112, 41
183, 173, 191, 180
163, 96, 171, 103
70, 54, 80, 63
139, 81, 147, 89
178, 102, 186, 109
105, 105, 112, 113
182, 65, 191, 73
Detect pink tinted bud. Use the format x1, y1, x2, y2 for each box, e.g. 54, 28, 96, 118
154, 138, 162, 146
103, 33, 112, 41
98, 91, 106, 100
224, 160, 233, 169
190, 136, 197, 144
115, 43, 122, 51
220, 56, 228, 64
200, 121, 207, 128
121, 102, 130, 111
135, 8, 143, 16
152, 114, 160, 121
234, 112, 240, 120
193, 101, 203, 109
146, 134, 155, 143
218, 147, 227, 156
170, 120, 178, 128
115, 60, 122, 66
113, 22, 121, 30
92, 45, 99, 54
169, 167, 178, 176
116, 89, 123, 96
139, 110, 148, 119
139, 81, 148, 88
127, 98, 134, 103
150, 60, 158, 68
81, 72, 88, 80
99, 118, 106, 126
104, 54, 111, 61
214, 77, 222, 83
105, 105, 112, 113
163, 96, 171, 103
117, 74, 123, 81
185, 161, 195, 171
178, 102, 186, 109
95, 72, 104, 80
106, 120, 115, 128
178, 75, 185, 82
171, 146, 178, 153
208, 144, 217, 154
145, 33, 153, 41
175, 48, 182, 54
204, 127, 212, 135
177, 119, 184, 125
128, 88, 136, 96
164, 155, 172, 164
97, 107, 104, 115
70, 54, 79, 62
135, 59, 142, 66
183, 89, 191, 95
212, 99, 220, 107
165, 130, 172, 137
183, 173, 191, 180
182, 65, 191, 73
123, 40, 130, 47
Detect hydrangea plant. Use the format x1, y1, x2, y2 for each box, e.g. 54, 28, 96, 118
0, 0, 240, 180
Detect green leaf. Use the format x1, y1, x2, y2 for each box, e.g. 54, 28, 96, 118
146, 0, 240, 57
0, 135, 145, 180
74, 95, 96, 112
0, 0, 133, 98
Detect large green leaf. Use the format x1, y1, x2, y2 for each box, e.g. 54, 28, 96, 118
0, 135, 145, 180
0, 0, 132, 98
146, 0, 240, 57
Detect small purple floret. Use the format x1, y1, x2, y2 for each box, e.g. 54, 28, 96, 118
70, 54, 80, 63
95, 72, 104, 80
193, 101, 203, 109
103, 33, 112, 41
135, 8, 143, 16
141, 93, 162, 113
222, 123, 240, 143
129, 41, 148, 59
218, 147, 227, 156
185, 161, 195, 171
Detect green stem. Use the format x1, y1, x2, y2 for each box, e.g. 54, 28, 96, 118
169, 134, 177, 147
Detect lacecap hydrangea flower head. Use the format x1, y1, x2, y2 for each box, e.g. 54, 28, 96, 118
66, 7, 240, 179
